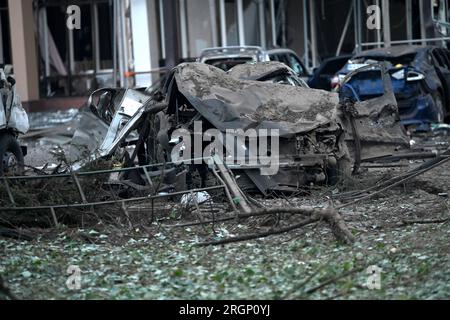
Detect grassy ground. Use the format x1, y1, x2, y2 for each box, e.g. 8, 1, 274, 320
2, 144, 450, 300
1, 188, 449, 300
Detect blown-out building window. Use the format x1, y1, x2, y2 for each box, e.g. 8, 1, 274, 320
38, 0, 114, 98
0, 0, 11, 66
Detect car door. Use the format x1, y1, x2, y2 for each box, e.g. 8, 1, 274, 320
431, 48, 450, 109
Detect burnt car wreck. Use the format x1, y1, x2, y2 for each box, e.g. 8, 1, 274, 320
64, 62, 409, 196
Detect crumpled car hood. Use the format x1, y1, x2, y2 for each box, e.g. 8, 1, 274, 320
172, 63, 340, 137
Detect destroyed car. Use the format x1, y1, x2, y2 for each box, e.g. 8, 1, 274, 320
0, 69, 29, 176
337, 45, 450, 128
67, 62, 410, 195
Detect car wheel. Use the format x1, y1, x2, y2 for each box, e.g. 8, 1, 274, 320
0, 133, 25, 177
433, 93, 445, 123
327, 156, 352, 186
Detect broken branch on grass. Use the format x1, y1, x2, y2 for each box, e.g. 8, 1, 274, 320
197, 207, 355, 246
197, 215, 320, 247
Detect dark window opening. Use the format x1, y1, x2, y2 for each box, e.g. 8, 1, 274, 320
0, 0, 11, 66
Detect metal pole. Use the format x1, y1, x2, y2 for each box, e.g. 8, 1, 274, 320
336, 1, 354, 56
68, 29, 75, 74
258, 0, 267, 49
163, 0, 180, 69
117, 0, 125, 87
376, 0, 382, 47
382, 0, 391, 47
209, 0, 218, 47
112, 0, 118, 86
93, 3, 101, 73
303, 0, 309, 71
179, 0, 188, 58
270, 0, 276, 47
357, 0, 362, 49
159, 0, 166, 58
309, 0, 318, 67
43, 7, 51, 95
237, 0, 245, 46
123, 1, 129, 87
419, 0, 426, 45
281, 0, 286, 47
353, 0, 358, 53
0, 10, 3, 65
406, 0, 413, 40
219, 0, 227, 47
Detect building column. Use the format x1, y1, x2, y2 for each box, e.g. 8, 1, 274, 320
8, 0, 39, 103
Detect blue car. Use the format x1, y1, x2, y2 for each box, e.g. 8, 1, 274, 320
337, 45, 450, 128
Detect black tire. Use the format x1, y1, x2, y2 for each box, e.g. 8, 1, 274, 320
433, 93, 445, 124
327, 157, 352, 186
0, 132, 25, 176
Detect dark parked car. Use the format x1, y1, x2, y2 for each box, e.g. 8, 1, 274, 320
337, 45, 450, 127
198, 46, 310, 81
308, 55, 351, 91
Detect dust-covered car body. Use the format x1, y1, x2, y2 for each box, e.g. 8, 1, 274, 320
158, 62, 353, 193
69, 62, 410, 194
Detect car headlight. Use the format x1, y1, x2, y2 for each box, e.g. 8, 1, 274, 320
391, 69, 405, 80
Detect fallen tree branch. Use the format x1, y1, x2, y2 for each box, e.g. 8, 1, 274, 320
240, 207, 355, 244
197, 216, 321, 246
197, 207, 355, 246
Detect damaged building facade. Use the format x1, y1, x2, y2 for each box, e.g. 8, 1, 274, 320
0, 0, 449, 110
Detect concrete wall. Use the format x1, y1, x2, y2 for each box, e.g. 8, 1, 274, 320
8, 0, 39, 103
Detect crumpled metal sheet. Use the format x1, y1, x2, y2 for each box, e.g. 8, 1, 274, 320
338, 63, 411, 160
172, 63, 339, 137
